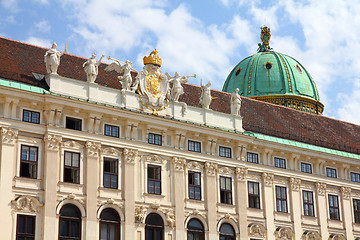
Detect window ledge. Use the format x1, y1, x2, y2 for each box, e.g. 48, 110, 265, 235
14, 176, 41, 183
144, 193, 165, 198
301, 214, 316, 219
247, 207, 262, 211
58, 181, 83, 187
217, 203, 234, 207
98, 187, 121, 192
186, 198, 204, 203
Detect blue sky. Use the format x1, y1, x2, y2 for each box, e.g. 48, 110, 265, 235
1, 0, 360, 125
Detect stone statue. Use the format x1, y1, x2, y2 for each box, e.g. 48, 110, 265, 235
199, 79, 212, 109
83, 52, 104, 83
231, 88, 241, 115
105, 57, 135, 91
166, 72, 195, 102
44, 42, 63, 74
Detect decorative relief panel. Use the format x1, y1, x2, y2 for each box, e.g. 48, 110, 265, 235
218, 166, 234, 175
11, 195, 43, 213
62, 140, 82, 150
44, 134, 62, 151
161, 208, 175, 229
97, 198, 123, 209
329, 234, 346, 240
186, 161, 203, 170
235, 167, 247, 181
145, 154, 166, 164
302, 230, 321, 240
86, 141, 101, 158
135, 206, 148, 224
205, 162, 217, 176
217, 212, 237, 223
275, 227, 294, 240
248, 223, 266, 237
102, 147, 122, 157
1, 127, 18, 145
262, 173, 274, 186
185, 209, 207, 221
289, 177, 301, 192
316, 182, 326, 196
172, 157, 186, 172
123, 148, 138, 164
340, 187, 351, 200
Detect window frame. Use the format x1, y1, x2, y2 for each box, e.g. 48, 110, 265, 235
99, 208, 120, 240
274, 157, 286, 169
103, 157, 118, 189
326, 167, 337, 178
188, 140, 201, 153
247, 152, 259, 164
328, 194, 340, 220
16, 214, 36, 239
219, 146, 232, 158
63, 151, 80, 184
22, 109, 40, 124
59, 204, 82, 240
301, 162, 312, 174
104, 124, 119, 138
147, 164, 162, 195
20, 145, 39, 179
187, 218, 204, 240
353, 199, 360, 223
248, 181, 260, 209
351, 172, 360, 182
148, 132, 162, 146
302, 190, 315, 217
65, 116, 82, 131
188, 171, 202, 200
275, 186, 288, 213
219, 176, 232, 205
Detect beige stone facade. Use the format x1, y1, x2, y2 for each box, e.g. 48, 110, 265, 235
0, 73, 360, 240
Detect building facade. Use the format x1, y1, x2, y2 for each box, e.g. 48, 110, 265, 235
0, 31, 360, 240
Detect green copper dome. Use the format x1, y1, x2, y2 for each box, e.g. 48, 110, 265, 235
222, 26, 324, 114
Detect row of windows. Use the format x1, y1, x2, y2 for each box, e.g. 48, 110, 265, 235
16, 205, 235, 240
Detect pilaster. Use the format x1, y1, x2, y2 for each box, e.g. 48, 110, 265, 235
289, 177, 302, 239
235, 167, 248, 239
204, 162, 217, 240
315, 182, 328, 239
172, 157, 186, 239
340, 187, 353, 239
262, 172, 275, 239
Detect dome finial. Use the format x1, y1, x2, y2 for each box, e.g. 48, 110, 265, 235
257, 26, 273, 52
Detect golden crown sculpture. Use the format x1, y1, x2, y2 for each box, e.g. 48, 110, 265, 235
143, 49, 162, 66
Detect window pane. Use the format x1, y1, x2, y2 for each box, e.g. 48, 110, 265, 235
23, 111, 30, 122
59, 220, 69, 236
104, 174, 111, 188
65, 152, 72, 166
17, 215, 26, 233
146, 229, 154, 240
29, 148, 37, 162
72, 153, 79, 167
26, 217, 34, 234
194, 173, 200, 185
109, 224, 116, 240
100, 224, 107, 240
21, 147, 29, 160
70, 220, 79, 237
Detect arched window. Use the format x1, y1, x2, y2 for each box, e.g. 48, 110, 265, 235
145, 213, 164, 240
219, 223, 235, 240
100, 208, 120, 240
59, 204, 82, 240
187, 218, 204, 240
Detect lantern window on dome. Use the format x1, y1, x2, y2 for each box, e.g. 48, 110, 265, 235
235, 67, 242, 76
295, 64, 302, 73
264, 62, 272, 70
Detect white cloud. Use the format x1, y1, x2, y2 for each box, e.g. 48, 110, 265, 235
337, 78, 360, 125
35, 20, 51, 33
24, 37, 52, 48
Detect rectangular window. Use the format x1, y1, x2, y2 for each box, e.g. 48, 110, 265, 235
274, 157, 286, 169
248, 181, 260, 209
301, 162, 312, 174
353, 199, 360, 223
20, 145, 38, 179
328, 194, 340, 220
64, 151, 80, 184
16, 215, 35, 239
103, 158, 118, 189
188, 140, 201, 153
303, 190, 314, 216
104, 124, 119, 138
351, 172, 360, 182
23, 109, 40, 124
66, 117, 82, 131
326, 167, 337, 178
188, 171, 201, 200
219, 146, 232, 158
220, 176, 232, 204
247, 152, 259, 164
275, 186, 288, 212
148, 133, 162, 146
148, 165, 161, 195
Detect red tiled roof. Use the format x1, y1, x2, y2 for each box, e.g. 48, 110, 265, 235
1, 36, 359, 155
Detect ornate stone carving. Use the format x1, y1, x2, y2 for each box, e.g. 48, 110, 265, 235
316, 182, 326, 196
289, 177, 301, 192
145, 154, 165, 164
135, 206, 147, 224
262, 173, 274, 186
275, 227, 294, 240
340, 187, 351, 200
102, 147, 122, 157
231, 88, 241, 115
44, 134, 62, 151
205, 162, 217, 176
62, 140, 81, 150
150, 203, 160, 209
106, 57, 135, 91
187, 161, 203, 170
302, 230, 321, 240
218, 166, 234, 175
329, 234, 346, 240
44, 42, 63, 74
235, 167, 247, 180
86, 141, 101, 158
199, 79, 212, 109
162, 208, 175, 229
123, 148, 138, 164
83, 52, 104, 83
172, 157, 186, 172
1, 127, 18, 144
166, 72, 195, 102
11, 196, 43, 213
248, 223, 266, 237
